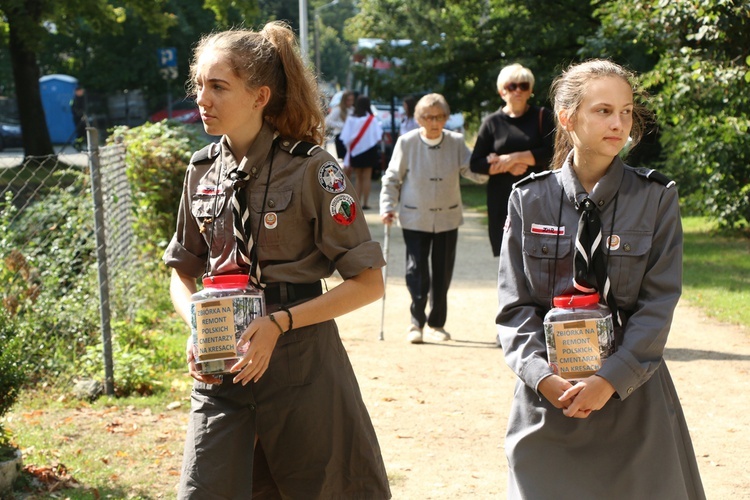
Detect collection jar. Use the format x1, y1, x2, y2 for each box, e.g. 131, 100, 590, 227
543, 293, 615, 381
190, 274, 265, 376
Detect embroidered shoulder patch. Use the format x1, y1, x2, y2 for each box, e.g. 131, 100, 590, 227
318, 161, 347, 193
330, 193, 357, 225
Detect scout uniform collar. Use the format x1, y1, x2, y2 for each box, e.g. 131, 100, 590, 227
560, 151, 625, 210
220, 121, 279, 181
219, 122, 280, 287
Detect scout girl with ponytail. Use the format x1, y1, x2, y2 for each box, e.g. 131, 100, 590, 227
163, 22, 391, 499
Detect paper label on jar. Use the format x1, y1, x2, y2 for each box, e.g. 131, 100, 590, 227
194, 299, 236, 361
545, 318, 608, 380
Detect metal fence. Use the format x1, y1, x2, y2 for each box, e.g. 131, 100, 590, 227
0, 130, 136, 395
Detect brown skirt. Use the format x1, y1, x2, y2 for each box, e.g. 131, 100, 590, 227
178, 320, 391, 499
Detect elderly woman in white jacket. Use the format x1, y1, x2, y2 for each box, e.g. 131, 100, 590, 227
380, 93, 488, 344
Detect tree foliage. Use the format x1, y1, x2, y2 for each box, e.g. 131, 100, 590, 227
582, 0, 750, 229
0, 0, 176, 155
345, 0, 598, 131
349, 0, 749, 228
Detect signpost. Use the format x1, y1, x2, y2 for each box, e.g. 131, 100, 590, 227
157, 47, 178, 119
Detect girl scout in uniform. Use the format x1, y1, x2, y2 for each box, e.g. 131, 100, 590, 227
496, 59, 705, 499
163, 22, 391, 499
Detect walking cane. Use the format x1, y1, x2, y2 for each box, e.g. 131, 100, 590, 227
379, 223, 390, 341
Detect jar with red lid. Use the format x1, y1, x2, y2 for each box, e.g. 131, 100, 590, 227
189, 274, 265, 376
543, 293, 614, 381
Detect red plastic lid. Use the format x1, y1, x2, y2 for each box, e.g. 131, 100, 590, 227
553, 293, 600, 308
202, 274, 250, 289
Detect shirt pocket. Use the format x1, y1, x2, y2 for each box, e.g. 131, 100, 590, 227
190, 193, 227, 253
522, 232, 572, 303
604, 231, 652, 308
250, 188, 293, 248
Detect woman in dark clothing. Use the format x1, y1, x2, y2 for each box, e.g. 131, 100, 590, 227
470, 63, 555, 257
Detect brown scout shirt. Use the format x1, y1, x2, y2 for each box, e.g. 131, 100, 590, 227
163, 122, 385, 283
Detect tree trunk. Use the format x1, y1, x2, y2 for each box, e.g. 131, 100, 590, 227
8, 10, 54, 157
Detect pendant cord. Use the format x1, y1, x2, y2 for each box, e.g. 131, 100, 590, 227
550, 186, 565, 306
204, 158, 224, 279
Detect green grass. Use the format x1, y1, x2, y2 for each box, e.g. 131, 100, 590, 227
460, 180, 487, 213
681, 216, 750, 326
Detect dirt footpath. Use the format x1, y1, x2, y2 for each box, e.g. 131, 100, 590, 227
331, 207, 750, 499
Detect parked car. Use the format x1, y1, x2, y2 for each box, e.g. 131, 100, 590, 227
149, 99, 200, 124
0, 119, 23, 151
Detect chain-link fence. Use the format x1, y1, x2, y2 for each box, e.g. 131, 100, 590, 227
0, 130, 136, 394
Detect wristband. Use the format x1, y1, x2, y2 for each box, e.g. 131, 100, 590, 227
269, 313, 285, 336
279, 305, 293, 332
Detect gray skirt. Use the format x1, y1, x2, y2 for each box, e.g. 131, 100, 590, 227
505, 363, 705, 500
178, 320, 391, 499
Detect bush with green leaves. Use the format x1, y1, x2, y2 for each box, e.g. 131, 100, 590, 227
0, 312, 25, 448
107, 121, 207, 258
78, 280, 189, 397
1, 172, 102, 384
0, 127, 201, 397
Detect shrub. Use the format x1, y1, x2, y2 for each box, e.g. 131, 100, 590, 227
107, 121, 207, 258
1, 174, 101, 385
0, 312, 26, 445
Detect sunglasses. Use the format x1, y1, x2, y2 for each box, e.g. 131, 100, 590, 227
421, 114, 447, 123
504, 82, 531, 92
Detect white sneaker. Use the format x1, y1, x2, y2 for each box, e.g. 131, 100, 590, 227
406, 325, 423, 344
425, 326, 451, 342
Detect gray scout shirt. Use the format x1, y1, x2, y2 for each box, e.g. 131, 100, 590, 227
496, 153, 705, 499
497, 154, 682, 399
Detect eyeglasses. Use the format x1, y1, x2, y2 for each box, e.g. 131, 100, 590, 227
504, 82, 531, 92
421, 114, 447, 122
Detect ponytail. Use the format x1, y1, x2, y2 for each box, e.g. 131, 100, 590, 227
260, 22, 325, 145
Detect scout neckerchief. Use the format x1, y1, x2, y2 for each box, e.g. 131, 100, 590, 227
227, 135, 278, 288
572, 192, 622, 329
552, 157, 623, 332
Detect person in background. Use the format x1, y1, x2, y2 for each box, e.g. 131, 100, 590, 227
380, 93, 488, 344
399, 95, 418, 136
496, 59, 705, 499
470, 63, 555, 257
325, 89, 354, 164
163, 21, 391, 499
340, 95, 383, 210
70, 86, 87, 150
